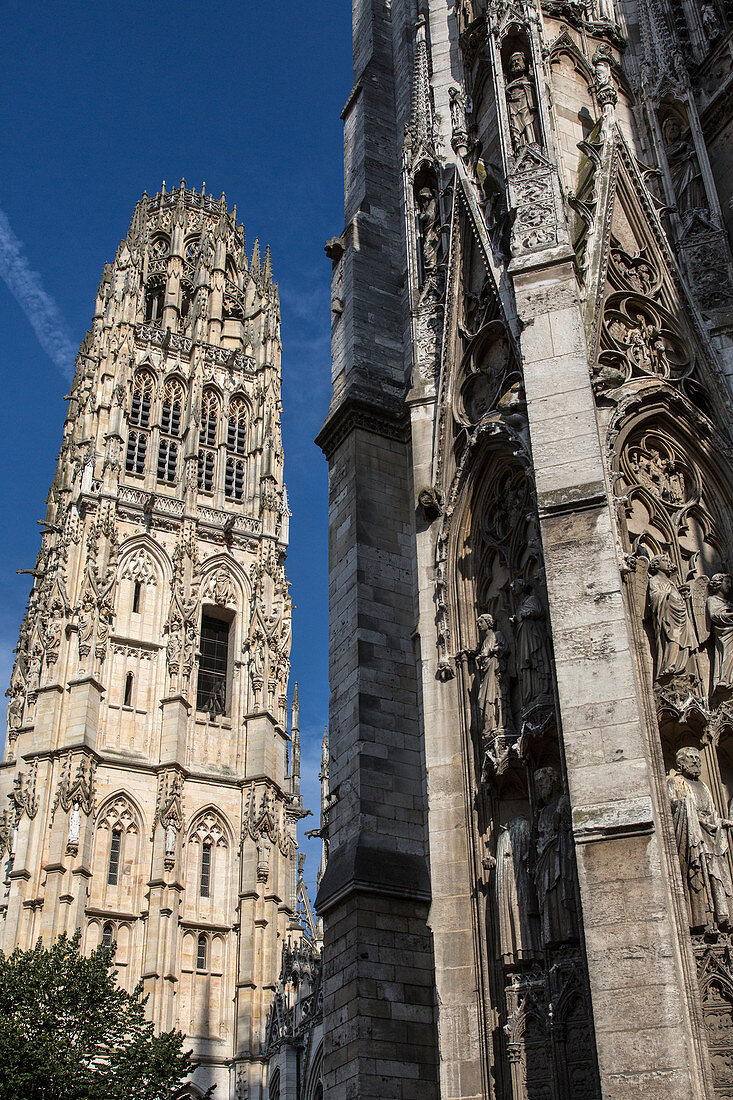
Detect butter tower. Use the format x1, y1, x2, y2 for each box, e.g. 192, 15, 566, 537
1, 183, 305, 1099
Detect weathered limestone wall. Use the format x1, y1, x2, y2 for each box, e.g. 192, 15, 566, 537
512, 253, 709, 1097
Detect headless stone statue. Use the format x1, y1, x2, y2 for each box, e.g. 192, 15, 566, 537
532, 767, 577, 946
496, 816, 538, 964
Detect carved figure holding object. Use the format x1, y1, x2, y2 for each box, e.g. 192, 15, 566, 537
646, 554, 697, 682
668, 746, 733, 932
505, 51, 539, 152
476, 612, 513, 739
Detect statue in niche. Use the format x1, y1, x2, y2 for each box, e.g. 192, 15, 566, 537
505, 50, 539, 152
707, 575, 733, 697
662, 116, 706, 216
448, 85, 470, 159
165, 822, 177, 860
67, 801, 81, 853
668, 746, 733, 931
513, 578, 552, 710
646, 554, 698, 682
257, 834, 272, 883
496, 816, 538, 965
701, 1, 722, 38
416, 186, 440, 275
476, 613, 513, 739
78, 593, 95, 658
532, 767, 577, 946
6, 693, 23, 737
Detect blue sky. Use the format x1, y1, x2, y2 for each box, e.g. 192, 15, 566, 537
0, 0, 352, 896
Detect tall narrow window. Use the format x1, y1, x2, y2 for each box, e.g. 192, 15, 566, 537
225, 457, 245, 502
144, 281, 166, 323
180, 285, 193, 321
198, 450, 215, 492
108, 830, 122, 885
130, 373, 154, 428
200, 390, 219, 448
102, 922, 114, 948
157, 438, 178, 483
132, 581, 141, 614
125, 431, 147, 475
123, 672, 134, 708
227, 398, 247, 455
198, 390, 219, 494
196, 616, 230, 714
200, 844, 212, 898
158, 379, 183, 485
197, 933, 208, 970
160, 380, 183, 437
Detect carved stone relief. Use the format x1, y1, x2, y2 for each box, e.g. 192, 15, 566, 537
615, 397, 733, 1077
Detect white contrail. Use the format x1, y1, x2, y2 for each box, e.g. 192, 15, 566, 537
0, 207, 77, 380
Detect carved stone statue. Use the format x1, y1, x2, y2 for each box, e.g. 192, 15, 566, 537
78, 593, 95, 659
668, 746, 733, 931
646, 554, 697, 681
165, 822, 177, 859
67, 801, 81, 853
496, 816, 538, 965
448, 85, 470, 159
707, 574, 733, 697
662, 116, 706, 216
701, 2, 722, 40
513, 578, 552, 709
6, 693, 23, 737
257, 835, 272, 883
416, 185, 440, 274
505, 51, 539, 152
476, 613, 513, 738
532, 767, 577, 946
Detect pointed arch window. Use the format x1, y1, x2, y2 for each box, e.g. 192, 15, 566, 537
126, 372, 154, 477
130, 373, 154, 428
144, 279, 166, 323
197, 390, 219, 494
200, 390, 219, 448
225, 397, 247, 502
97, 795, 140, 899
102, 922, 115, 949
187, 811, 230, 918
227, 398, 247, 455
197, 933, 208, 970
160, 380, 183, 437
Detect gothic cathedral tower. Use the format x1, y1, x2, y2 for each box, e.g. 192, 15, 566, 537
1, 184, 304, 1099
317, 0, 733, 1097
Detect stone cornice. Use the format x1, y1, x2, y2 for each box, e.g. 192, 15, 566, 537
315, 393, 409, 461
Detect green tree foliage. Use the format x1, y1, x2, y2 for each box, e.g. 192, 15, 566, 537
0, 931, 214, 1100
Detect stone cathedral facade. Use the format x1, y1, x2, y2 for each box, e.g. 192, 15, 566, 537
316, 0, 733, 1098
0, 184, 307, 1099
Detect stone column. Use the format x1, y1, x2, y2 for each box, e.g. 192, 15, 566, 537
512, 246, 710, 1098
315, 0, 440, 1095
